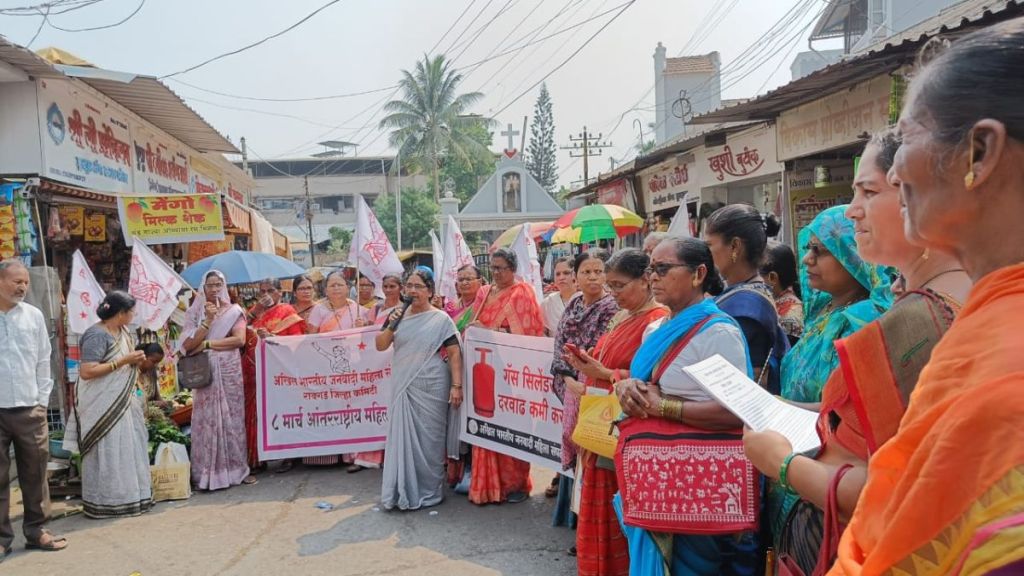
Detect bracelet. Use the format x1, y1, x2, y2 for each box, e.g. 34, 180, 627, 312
204, 340, 211, 351
201, 322, 210, 330
451, 384, 463, 389
779, 453, 799, 493
109, 361, 117, 372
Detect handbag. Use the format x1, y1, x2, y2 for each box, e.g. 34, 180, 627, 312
177, 351, 212, 390
613, 314, 760, 535
572, 394, 621, 459
777, 463, 854, 576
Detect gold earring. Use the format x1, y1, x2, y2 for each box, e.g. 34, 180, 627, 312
692, 278, 701, 288
964, 136, 976, 188
922, 248, 930, 261
731, 252, 738, 264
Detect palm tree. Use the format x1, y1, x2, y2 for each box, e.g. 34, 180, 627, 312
379, 55, 493, 202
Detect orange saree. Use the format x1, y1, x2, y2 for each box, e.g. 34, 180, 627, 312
577, 306, 667, 576
831, 264, 1024, 575
242, 303, 305, 468
468, 282, 545, 504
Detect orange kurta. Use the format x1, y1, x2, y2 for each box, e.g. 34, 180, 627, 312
831, 263, 1024, 575
468, 282, 544, 504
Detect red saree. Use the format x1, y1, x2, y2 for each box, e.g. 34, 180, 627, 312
469, 282, 545, 504
577, 306, 667, 576
242, 303, 305, 468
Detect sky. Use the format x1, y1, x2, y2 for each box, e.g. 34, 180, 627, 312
0, 0, 838, 188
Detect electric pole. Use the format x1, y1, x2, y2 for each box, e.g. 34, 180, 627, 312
561, 126, 612, 186
304, 175, 315, 267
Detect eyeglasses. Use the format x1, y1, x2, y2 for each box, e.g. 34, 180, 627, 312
404, 283, 428, 291
645, 263, 689, 277
457, 276, 480, 284
803, 243, 833, 259
606, 278, 637, 293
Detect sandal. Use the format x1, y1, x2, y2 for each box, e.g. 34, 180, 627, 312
346, 464, 365, 474
25, 531, 68, 552
241, 475, 259, 485
274, 460, 294, 474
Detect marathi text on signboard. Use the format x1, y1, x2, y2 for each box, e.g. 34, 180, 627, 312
461, 326, 564, 472
37, 78, 133, 194
256, 327, 393, 460
641, 159, 693, 214
117, 193, 225, 246
131, 122, 190, 196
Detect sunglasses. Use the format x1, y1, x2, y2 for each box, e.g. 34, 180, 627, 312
802, 243, 833, 259
645, 263, 690, 277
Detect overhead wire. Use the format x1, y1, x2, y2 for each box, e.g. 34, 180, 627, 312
44, 0, 145, 32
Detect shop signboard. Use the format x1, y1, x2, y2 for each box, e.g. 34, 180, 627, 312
189, 154, 223, 196
117, 193, 225, 246
596, 178, 635, 211
697, 124, 780, 186
37, 78, 133, 194
188, 235, 234, 264
641, 157, 694, 214
787, 164, 855, 239
131, 122, 190, 195
777, 74, 892, 161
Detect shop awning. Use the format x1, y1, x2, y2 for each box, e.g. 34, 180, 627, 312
36, 178, 116, 206
222, 198, 251, 234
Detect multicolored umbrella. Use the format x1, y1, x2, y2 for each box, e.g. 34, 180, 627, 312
490, 221, 556, 251
545, 204, 644, 244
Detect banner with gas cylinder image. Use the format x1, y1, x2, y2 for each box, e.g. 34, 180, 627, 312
255, 326, 392, 460
461, 326, 565, 472
117, 193, 224, 246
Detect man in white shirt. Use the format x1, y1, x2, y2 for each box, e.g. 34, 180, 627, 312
0, 260, 67, 559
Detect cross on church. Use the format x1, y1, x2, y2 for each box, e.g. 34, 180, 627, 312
501, 123, 520, 154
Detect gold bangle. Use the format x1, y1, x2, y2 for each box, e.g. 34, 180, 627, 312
451, 384, 463, 389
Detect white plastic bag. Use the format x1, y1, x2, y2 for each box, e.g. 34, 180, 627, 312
150, 442, 191, 502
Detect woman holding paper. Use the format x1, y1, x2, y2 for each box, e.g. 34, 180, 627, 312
614, 237, 758, 576
744, 131, 970, 573
564, 248, 667, 576
376, 268, 463, 510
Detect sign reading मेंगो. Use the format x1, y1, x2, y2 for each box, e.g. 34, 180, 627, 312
256, 326, 393, 460
461, 326, 565, 473
117, 193, 224, 246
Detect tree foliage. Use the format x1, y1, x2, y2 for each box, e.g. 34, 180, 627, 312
526, 83, 558, 192
439, 120, 497, 207
379, 54, 494, 201
373, 186, 439, 251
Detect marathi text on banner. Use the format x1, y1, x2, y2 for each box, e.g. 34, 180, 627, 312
256, 326, 393, 460
117, 193, 225, 246
461, 326, 564, 472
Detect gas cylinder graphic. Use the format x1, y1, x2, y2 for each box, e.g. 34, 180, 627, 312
473, 347, 496, 418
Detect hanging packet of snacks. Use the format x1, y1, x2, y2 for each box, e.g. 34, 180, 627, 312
13, 191, 39, 261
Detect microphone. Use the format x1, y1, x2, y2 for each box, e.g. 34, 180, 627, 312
382, 294, 414, 331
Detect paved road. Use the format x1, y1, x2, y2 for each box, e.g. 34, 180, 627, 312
7, 466, 576, 576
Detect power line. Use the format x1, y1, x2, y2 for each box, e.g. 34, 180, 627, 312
159, 0, 346, 79
429, 0, 478, 55
443, 0, 495, 56
167, 78, 398, 103
25, 4, 50, 48
449, 0, 518, 64
45, 0, 144, 32
459, 0, 542, 82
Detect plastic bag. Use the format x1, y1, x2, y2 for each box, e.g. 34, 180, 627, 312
571, 393, 621, 459
150, 442, 191, 502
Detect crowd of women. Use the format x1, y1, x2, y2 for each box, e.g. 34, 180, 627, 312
60, 20, 1024, 575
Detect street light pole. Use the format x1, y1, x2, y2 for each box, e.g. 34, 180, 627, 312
304, 175, 315, 267
396, 151, 402, 251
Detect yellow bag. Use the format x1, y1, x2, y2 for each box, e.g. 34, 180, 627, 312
571, 394, 621, 459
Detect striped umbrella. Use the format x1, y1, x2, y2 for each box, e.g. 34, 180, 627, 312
545, 204, 644, 244
490, 221, 556, 251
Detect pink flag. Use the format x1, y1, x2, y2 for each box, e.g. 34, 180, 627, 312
68, 249, 105, 334
129, 237, 185, 331
348, 195, 403, 297
438, 215, 474, 303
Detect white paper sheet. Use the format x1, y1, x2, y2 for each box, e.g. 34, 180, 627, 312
682, 354, 821, 454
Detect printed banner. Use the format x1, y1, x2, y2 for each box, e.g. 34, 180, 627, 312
256, 326, 393, 460
58, 206, 84, 235
461, 326, 564, 472
130, 122, 190, 195
37, 78, 133, 194
84, 213, 106, 242
117, 193, 224, 246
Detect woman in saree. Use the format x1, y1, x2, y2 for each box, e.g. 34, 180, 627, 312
830, 22, 1024, 574
290, 274, 318, 333
182, 270, 251, 490
241, 278, 305, 472
743, 131, 970, 574
541, 257, 576, 337
376, 268, 463, 510
768, 205, 892, 542
705, 205, 790, 393
306, 269, 373, 469
563, 248, 667, 576
761, 242, 803, 346
614, 237, 757, 576
551, 250, 619, 531
371, 274, 403, 326
64, 291, 151, 518
445, 264, 486, 333
467, 248, 546, 505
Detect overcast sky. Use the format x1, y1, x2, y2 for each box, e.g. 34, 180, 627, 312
1, 0, 837, 187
